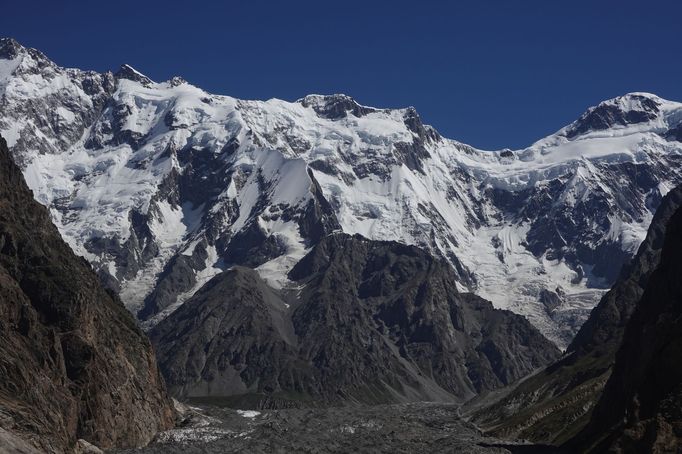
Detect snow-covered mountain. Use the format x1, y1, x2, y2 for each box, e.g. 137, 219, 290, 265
2, 37, 682, 347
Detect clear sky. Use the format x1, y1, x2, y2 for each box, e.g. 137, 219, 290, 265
2, 0, 680, 149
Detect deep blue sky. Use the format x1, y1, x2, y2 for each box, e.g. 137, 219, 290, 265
2, 0, 680, 149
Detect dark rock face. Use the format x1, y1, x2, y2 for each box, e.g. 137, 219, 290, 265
538, 288, 564, 314
289, 235, 560, 396
151, 234, 559, 406
566, 94, 661, 138
574, 203, 682, 452
114, 63, 153, 86
665, 123, 682, 142
298, 94, 377, 119
0, 37, 22, 59
150, 267, 303, 401
0, 136, 175, 452
467, 185, 682, 445
402, 106, 441, 143
520, 159, 674, 287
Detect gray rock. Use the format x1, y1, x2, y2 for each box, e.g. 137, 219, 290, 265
151, 234, 559, 406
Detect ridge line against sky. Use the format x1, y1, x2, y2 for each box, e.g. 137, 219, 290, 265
2, 0, 681, 149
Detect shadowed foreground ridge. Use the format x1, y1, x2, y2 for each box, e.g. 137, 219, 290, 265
573, 195, 682, 452
151, 233, 560, 407
0, 134, 175, 452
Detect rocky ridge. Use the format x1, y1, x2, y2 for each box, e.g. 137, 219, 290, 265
150, 234, 560, 406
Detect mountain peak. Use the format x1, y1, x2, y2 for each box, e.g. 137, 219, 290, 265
0, 37, 50, 63
167, 75, 187, 87
298, 93, 377, 119
114, 63, 154, 86
566, 92, 662, 139
600, 91, 662, 110
0, 37, 22, 59
0, 37, 54, 75
299, 93, 356, 104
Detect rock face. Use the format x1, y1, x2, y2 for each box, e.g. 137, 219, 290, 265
3, 38, 682, 346
466, 184, 682, 445
574, 199, 682, 452
566, 185, 682, 357
151, 234, 560, 406
0, 135, 175, 452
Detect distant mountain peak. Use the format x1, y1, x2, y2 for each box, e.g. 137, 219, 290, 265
0, 37, 22, 59
599, 92, 663, 113
298, 93, 378, 119
167, 75, 187, 87
298, 93, 358, 105
566, 92, 663, 139
0, 37, 53, 69
114, 63, 154, 86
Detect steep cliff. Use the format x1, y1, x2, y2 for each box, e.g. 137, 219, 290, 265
0, 135, 175, 452
575, 201, 682, 452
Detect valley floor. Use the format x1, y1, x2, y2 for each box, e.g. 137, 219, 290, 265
114, 402, 566, 454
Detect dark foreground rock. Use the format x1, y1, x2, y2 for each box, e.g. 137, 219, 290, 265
114, 402, 566, 454
151, 234, 559, 406
572, 198, 682, 452
0, 135, 175, 453
465, 184, 682, 445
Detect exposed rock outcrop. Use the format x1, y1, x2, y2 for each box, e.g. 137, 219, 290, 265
0, 135, 175, 453
151, 234, 560, 407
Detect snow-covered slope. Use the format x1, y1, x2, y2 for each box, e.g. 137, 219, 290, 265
2, 38, 682, 347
